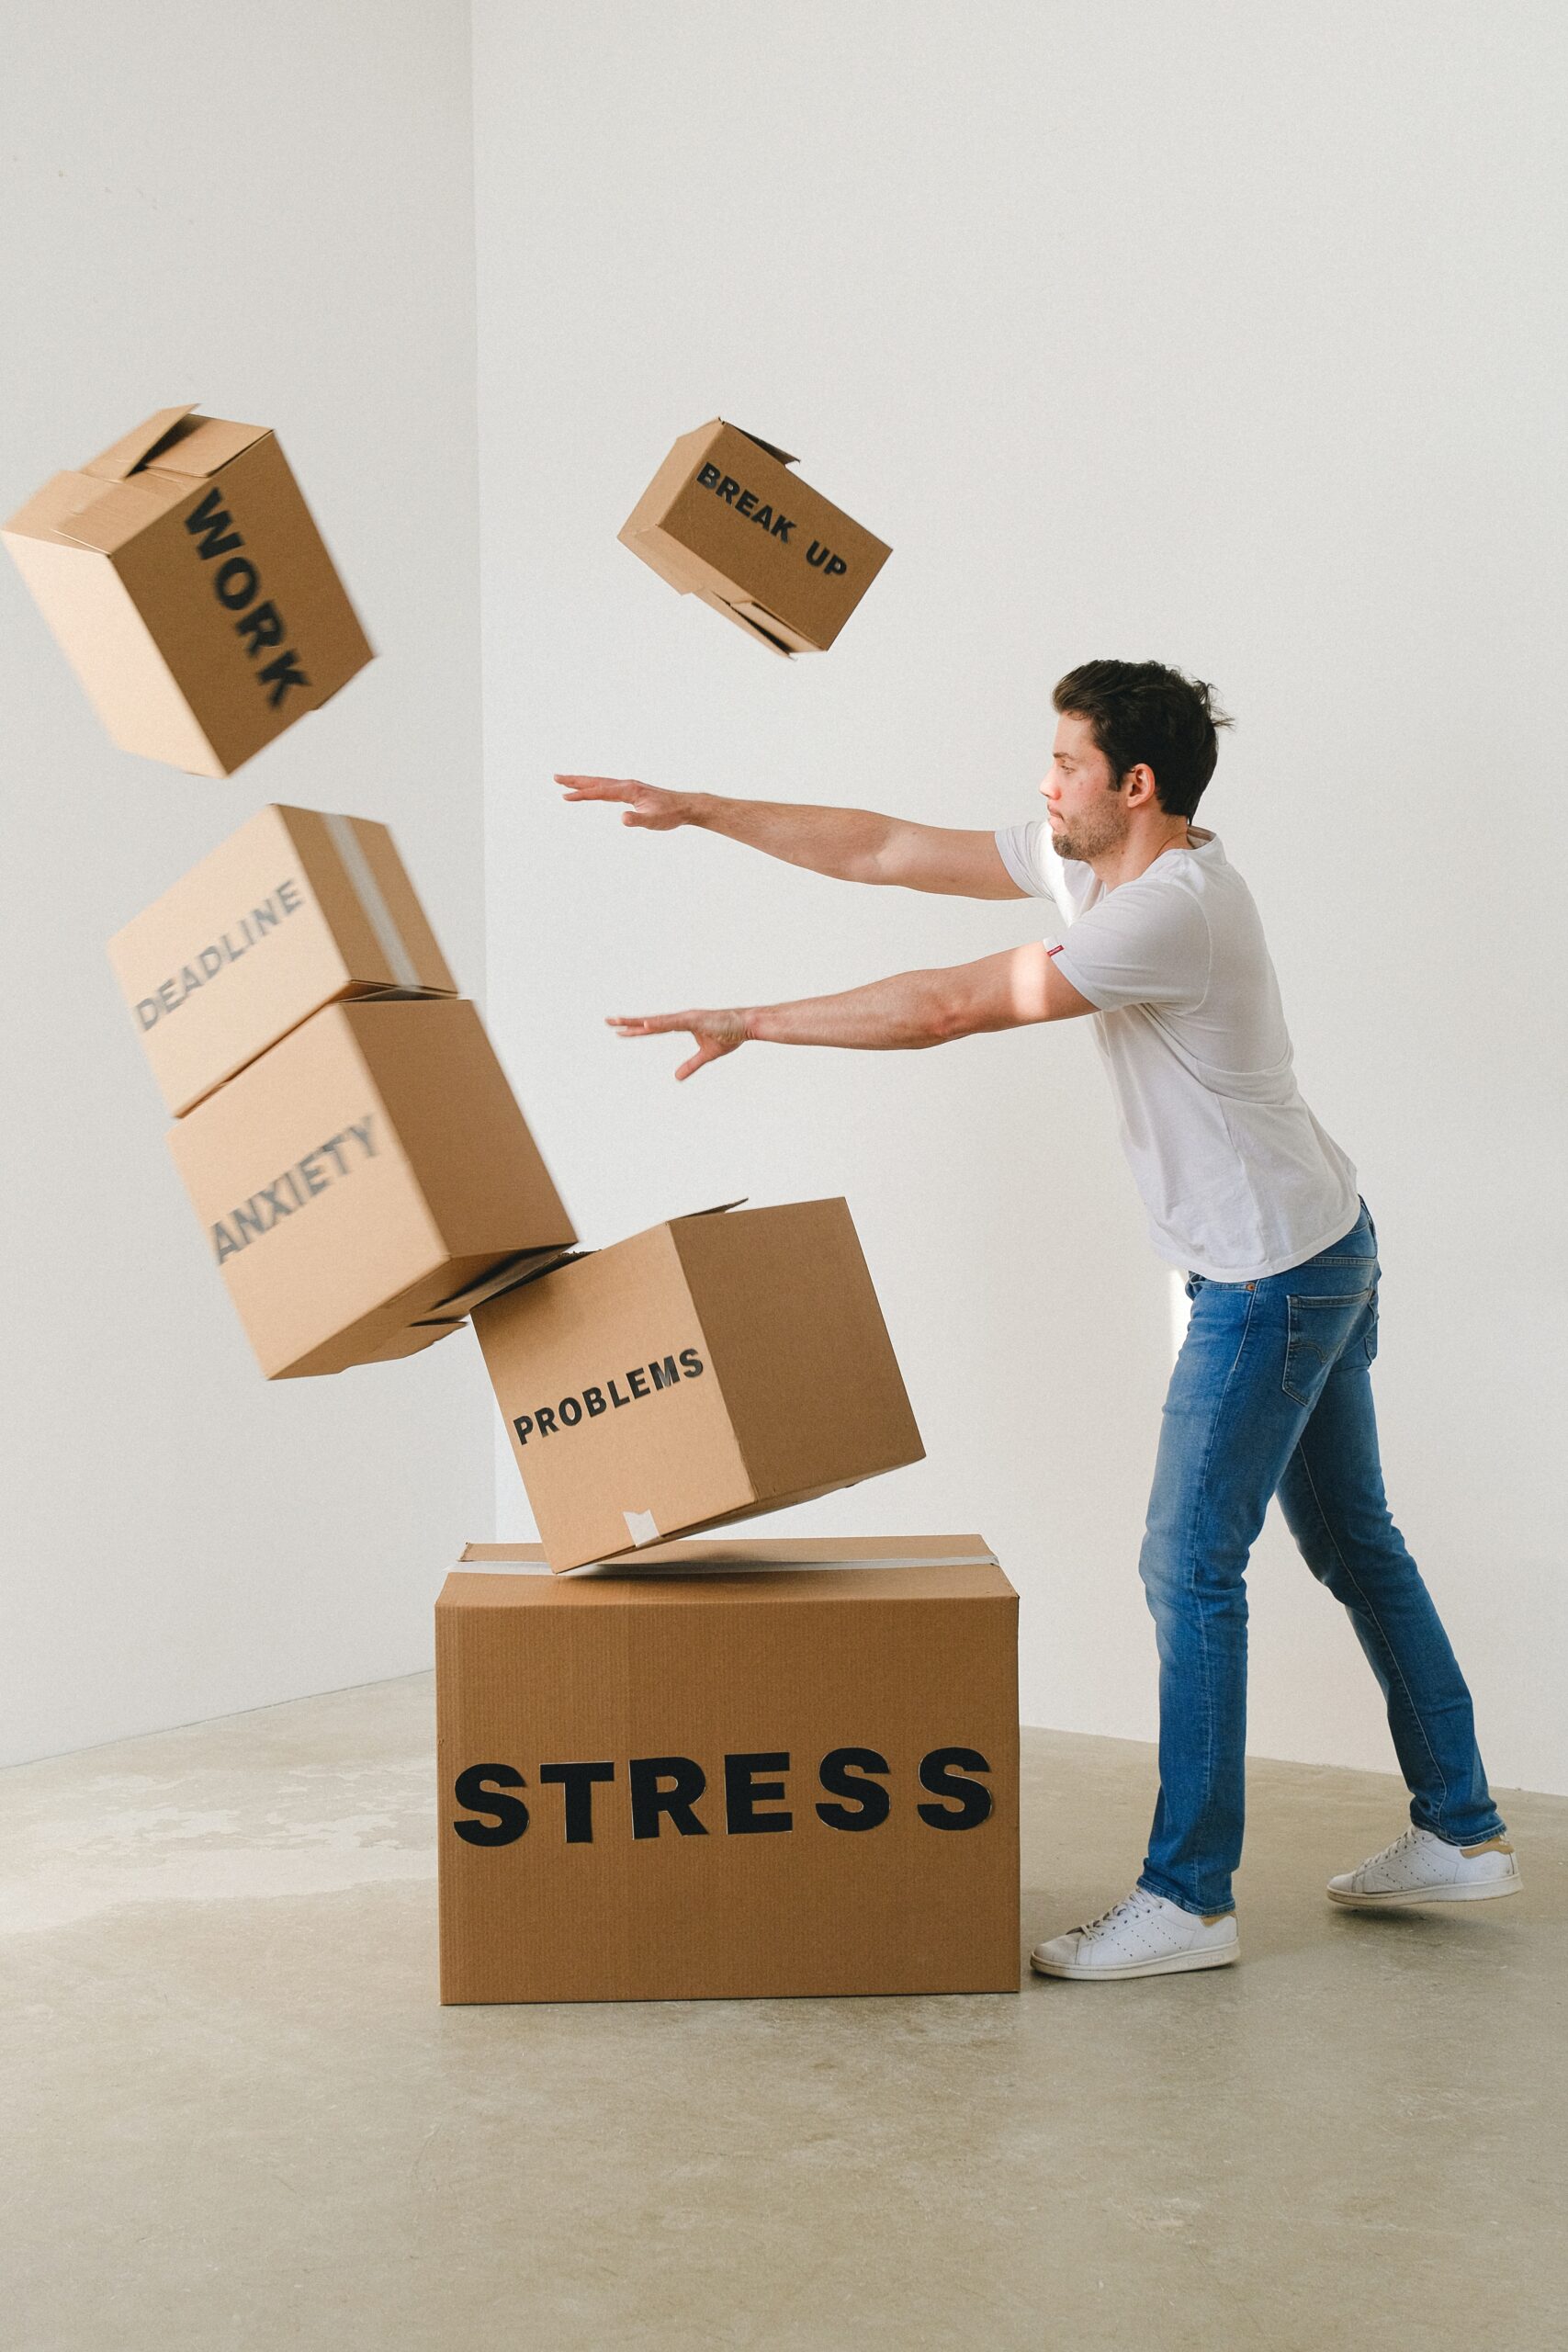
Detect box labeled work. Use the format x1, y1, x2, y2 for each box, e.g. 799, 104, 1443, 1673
437, 1536, 1020, 2003
109, 804, 457, 1117
4, 404, 372, 775
167, 996, 575, 1377
619, 420, 891, 656
473, 1199, 924, 1571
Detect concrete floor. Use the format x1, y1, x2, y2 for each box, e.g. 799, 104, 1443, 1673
4, 1681, 1563, 2352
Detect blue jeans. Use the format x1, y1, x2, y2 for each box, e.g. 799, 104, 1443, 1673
1137, 1202, 1505, 1917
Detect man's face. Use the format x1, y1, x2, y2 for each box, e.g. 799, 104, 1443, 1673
1039, 713, 1128, 865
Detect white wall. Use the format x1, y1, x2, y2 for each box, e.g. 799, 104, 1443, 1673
0, 3, 493, 1765
474, 1, 1568, 1794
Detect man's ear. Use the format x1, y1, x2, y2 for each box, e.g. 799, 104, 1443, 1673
1122, 763, 1160, 810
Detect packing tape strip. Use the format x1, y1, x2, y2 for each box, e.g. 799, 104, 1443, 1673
322, 810, 422, 991
600, 1544, 997, 1571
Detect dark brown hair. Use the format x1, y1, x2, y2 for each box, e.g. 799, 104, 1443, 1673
1053, 660, 1232, 820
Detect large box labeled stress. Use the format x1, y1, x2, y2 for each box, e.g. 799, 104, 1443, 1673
437, 1536, 1020, 2004
4, 405, 371, 774
167, 996, 575, 1377
618, 419, 891, 657
472, 1199, 924, 1571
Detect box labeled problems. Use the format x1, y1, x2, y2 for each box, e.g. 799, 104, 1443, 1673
4, 405, 372, 774
619, 420, 890, 656
437, 1537, 1020, 2003
473, 1199, 924, 1570
108, 803, 457, 1116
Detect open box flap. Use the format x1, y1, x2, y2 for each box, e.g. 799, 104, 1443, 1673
83, 405, 269, 487
84, 405, 198, 481
143, 414, 272, 478
430, 1245, 583, 1322
670, 1198, 747, 1224
724, 423, 799, 467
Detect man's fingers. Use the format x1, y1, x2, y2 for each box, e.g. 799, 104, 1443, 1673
556, 774, 640, 802
606, 1013, 687, 1035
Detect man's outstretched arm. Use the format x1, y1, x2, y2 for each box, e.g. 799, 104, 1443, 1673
557, 774, 1026, 899
608, 944, 1094, 1080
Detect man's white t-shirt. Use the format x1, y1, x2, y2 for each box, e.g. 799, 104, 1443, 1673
995, 820, 1359, 1282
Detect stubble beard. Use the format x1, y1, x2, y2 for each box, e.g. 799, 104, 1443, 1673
1051, 802, 1127, 865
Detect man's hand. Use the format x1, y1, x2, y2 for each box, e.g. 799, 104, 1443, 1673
607, 1006, 751, 1081
557, 775, 698, 831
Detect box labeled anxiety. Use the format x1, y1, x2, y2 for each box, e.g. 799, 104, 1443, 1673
436, 1537, 1020, 2004
473, 1198, 924, 1569
3, 404, 371, 774
168, 997, 575, 1377
619, 419, 890, 655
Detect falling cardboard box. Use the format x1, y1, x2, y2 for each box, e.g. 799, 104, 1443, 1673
108, 803, 457, 1117
619, 420, 891, 656
3, 404, 372, 775
437, 1535, 1020, 2004
473, 1198, 924, 1571
167, 996, 575, 1377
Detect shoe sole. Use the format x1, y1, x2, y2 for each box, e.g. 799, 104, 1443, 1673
1326, 1875, 1522, 1909
1030, 1942, 1239, 1982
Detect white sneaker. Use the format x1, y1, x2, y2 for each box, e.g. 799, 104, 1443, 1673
1326, 1826, 1522, 1908
1030, 1887, 1239, 1981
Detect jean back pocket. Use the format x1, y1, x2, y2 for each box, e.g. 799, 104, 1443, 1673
1284, 1286, 1377, 1408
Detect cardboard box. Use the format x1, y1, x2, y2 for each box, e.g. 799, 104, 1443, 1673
473, 1199, 924, 1570
619, 420, 891, 656
437, 1536, 1020, 2003
108, 804, 458, 1117
167, 996, 575, 1377
3, 404, 372, 774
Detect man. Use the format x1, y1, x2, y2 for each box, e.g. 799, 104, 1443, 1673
558, 657, 1518, 1983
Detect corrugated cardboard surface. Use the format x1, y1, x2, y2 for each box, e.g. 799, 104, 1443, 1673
3, 409, 371, 775
619, 421, 891, 654
107, 804, 457, 1117
436, 1541, 1019, 2003
167, 997, 574, 1377
473, 1200, 924, 1571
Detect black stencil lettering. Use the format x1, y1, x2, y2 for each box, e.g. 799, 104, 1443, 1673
453, 1763, 528, 1846
214, 556, 259, 610
539, 1760, 615, 1843
629, 1756, 708, 1839
917, 1747, 993, 1831
184, 487, 243, 560
816, 1747, 891, 1831
725, 1752, 792, 1836
234, 601, 285, 655
258, 650, 310, 707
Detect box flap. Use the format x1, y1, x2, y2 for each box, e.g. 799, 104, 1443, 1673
727, 423, 799, 467
54, 469, 196, 554
143, 414, 273, 479
432, 1245, 582, 1320
671, 1198, 747, 1225
84, 405, 199, 481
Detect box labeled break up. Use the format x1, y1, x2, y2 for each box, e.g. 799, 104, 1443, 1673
168, 997, 575, 1377
473, 1200, 924, 1570
108, 803, 457, 1116
437, 1536, 1020, 2004
619, 420, 890, 656
3, 405, 372, 775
